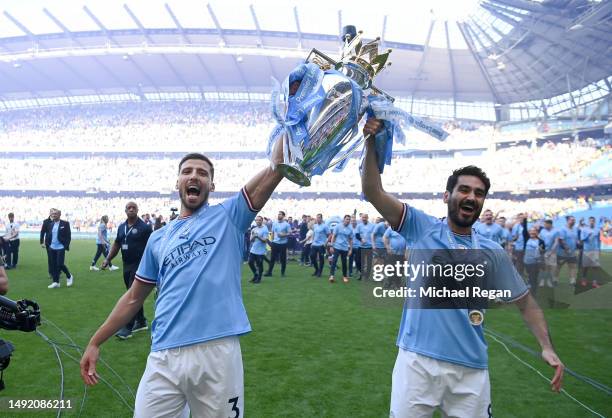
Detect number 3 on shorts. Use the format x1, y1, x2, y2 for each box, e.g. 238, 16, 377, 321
228, 396, 240, 418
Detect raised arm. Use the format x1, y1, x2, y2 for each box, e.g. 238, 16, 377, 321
244, 139, 284, 210
515, 293, 564, 392
361, 120, 404, 229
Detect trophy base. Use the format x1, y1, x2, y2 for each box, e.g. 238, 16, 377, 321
277, 163, 311, 187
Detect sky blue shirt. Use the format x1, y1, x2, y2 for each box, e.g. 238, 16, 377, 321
539, 228, 559, 251
136, 189, 257, 352
372, 222, 387, 249
512, 223, 525, 251
356, 222, 375, 249
250, 225, 269, 256
474, 222, 505, 245
50, 221, 64, 250
395, 204, 528, 369
383, 227, 406, 255
523, 238, 542, 265
271, 221, 291, 244
332, 223, 353, 251
351, 225, 361, 249
96, 222, 108, 245
581, 226, 600, 251
312, 222, 330, 246
383, 227, 406, 254
557, 226, 578, 256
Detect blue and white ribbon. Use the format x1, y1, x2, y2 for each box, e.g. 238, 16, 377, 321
267, 63, 326, 167
362, 95, 449, 174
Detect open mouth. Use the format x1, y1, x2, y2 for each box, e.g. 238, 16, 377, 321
459, 201, 476, 216
186, 185, 201, 198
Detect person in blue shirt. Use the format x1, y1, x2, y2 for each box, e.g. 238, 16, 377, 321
90, 215, 118, 271
495, 216, 509, 249
580, 216, 602, 288
474, 209, 506, 247
371, 217, 387, 274
511, 213, 527, 275
361, 117, 563, 418
349, 216, 361, 277
382, 226, 407, 289
80, 148, 285, 417
249, 216, 269, 284
523, 227, 545, 295
356, 213, 375, 280
264, 211, 291, 277
329, 215, 353, 283
555, 216, 579, 286
310, 213, 331, 277
538, 219, 559, 288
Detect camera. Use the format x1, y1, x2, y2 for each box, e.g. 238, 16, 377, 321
0, 295, 40, 390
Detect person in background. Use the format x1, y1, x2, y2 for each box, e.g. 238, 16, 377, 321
248, 216, 269, 284
310, 214, 331, 278
265, 211, 291, 277
3, 213, 19, 269
43, 208, 73, 289
328, 215, 353, 284
90, 215, 119, 271
102, 201, 152, 339
298, 215, 309, 266
371, 217, 387, 277
555, 216, 578, 286
356, 213, 375, 280
539, 219, 559, 288
523, 227, 545, 295
579, 216, 601, 288
349, 215, 361, 277
383, 225, 407, 289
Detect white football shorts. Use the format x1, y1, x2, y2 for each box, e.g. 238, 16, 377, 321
134, 336, 244, 418
390, 348, 491, 418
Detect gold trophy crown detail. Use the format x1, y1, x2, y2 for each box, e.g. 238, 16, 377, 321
340, 29, 392, 79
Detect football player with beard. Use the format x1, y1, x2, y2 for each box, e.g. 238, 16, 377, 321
361, 118, 564, 418
81, 142, 285, 417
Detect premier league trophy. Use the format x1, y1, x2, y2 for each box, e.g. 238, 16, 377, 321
267, 25, 447, 186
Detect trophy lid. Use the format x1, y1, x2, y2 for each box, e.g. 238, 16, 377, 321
340, 28, 392, 80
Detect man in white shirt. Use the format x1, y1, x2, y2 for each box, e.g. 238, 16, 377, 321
4, 213, 20, 269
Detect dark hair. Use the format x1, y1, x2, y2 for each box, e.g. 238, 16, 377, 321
566, 215, 575, 221
278, 211, 286, 216
446, 166, 491, 195
178, 153, 214, 179
8, 212, 13, 218
344, 214, 351, 219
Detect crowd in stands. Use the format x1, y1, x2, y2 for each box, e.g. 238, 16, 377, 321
0, 141, 607, 193
0, 101, 544, 152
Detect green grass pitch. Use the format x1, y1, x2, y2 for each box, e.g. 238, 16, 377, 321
1, 240, 610, 417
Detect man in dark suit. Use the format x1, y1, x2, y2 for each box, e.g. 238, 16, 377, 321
40, 210, 53, 278
42, 208, 73, 288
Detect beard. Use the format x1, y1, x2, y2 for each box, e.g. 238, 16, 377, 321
447, 199, 482, 229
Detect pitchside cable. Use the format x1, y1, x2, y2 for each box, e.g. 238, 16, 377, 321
486, 327, 612, 396
485, 331, 606, 418
36, 319, 136, 416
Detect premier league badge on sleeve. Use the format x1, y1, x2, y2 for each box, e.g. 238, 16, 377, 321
469, 309, 484, 326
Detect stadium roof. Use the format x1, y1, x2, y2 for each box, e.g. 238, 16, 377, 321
0, 0, 610, 107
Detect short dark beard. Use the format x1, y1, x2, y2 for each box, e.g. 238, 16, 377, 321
447, 198, 482, 229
